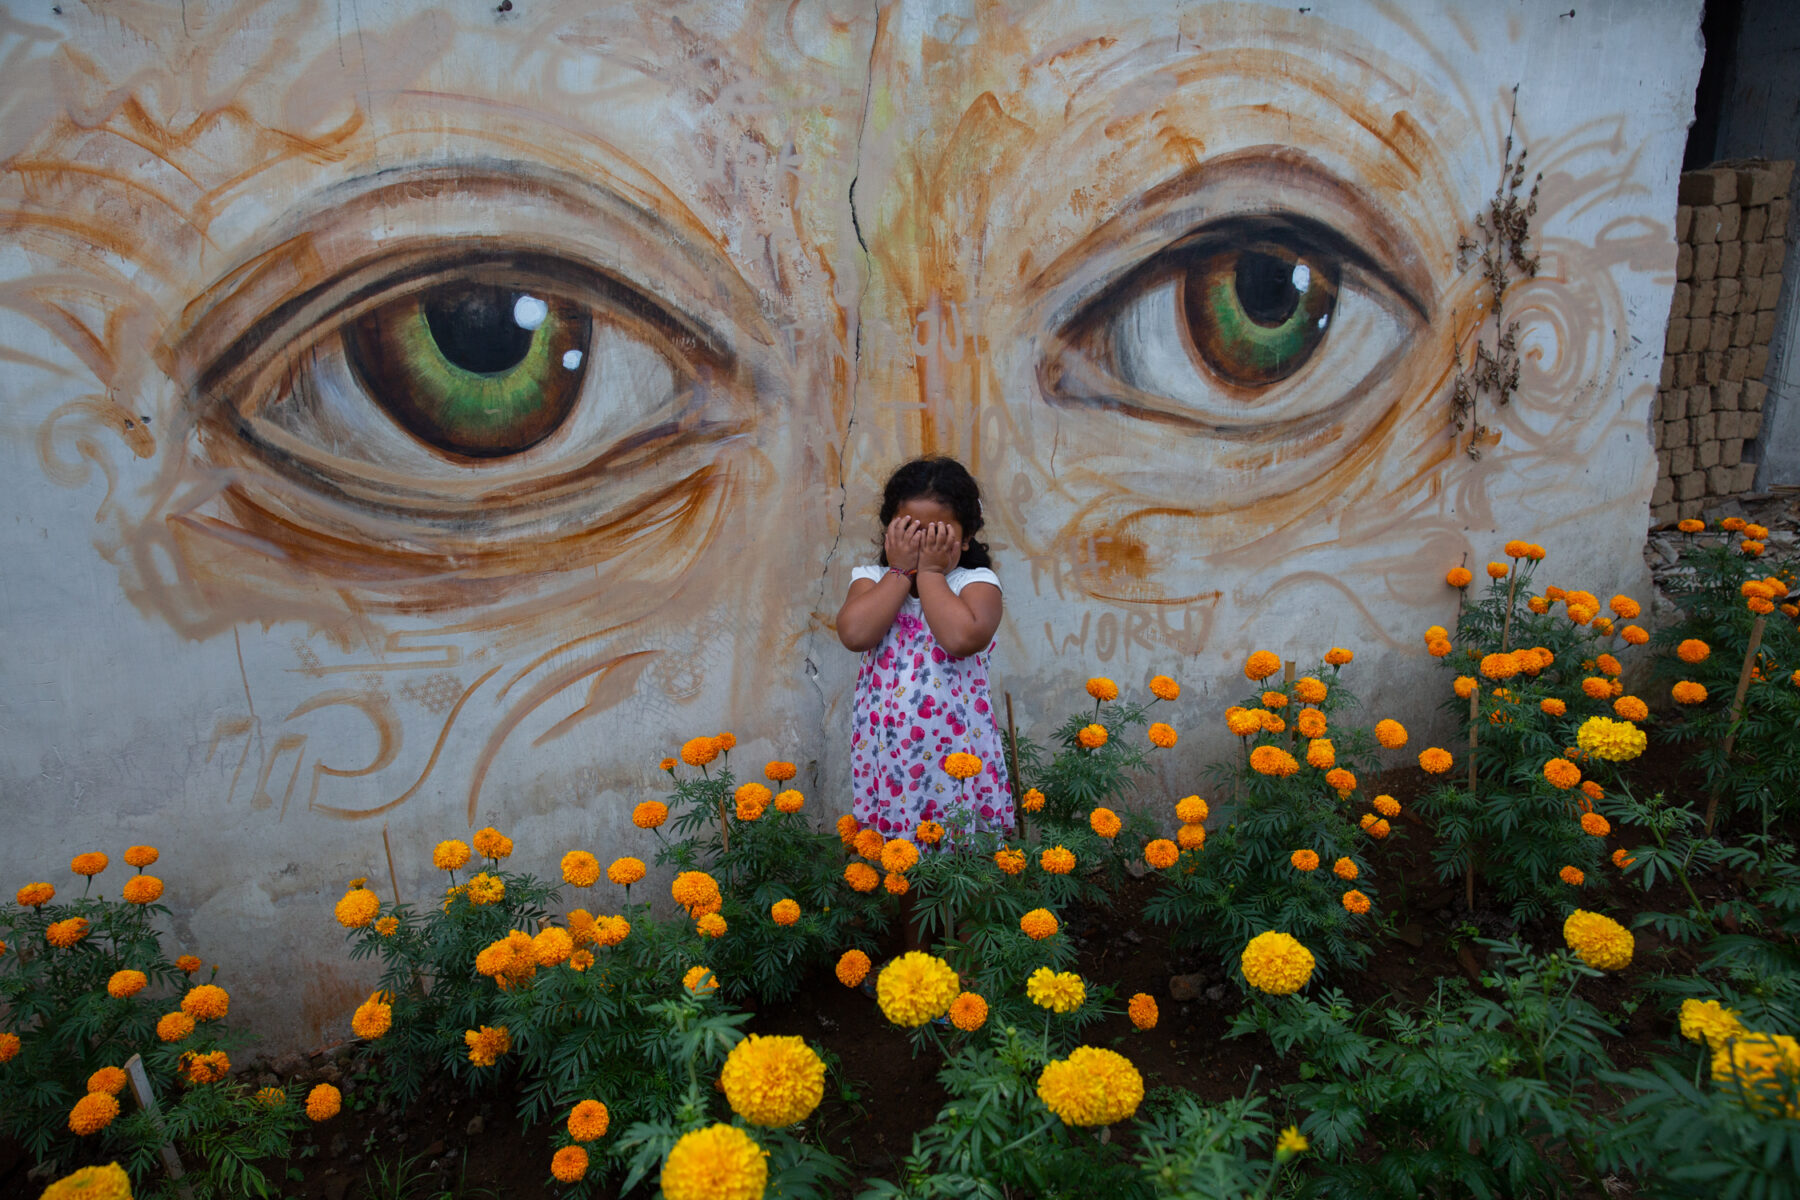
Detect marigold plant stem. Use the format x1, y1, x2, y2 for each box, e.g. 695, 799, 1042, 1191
1466, 686, 1479, 912
1006, 691, 1023, 843
1704, 615, 1765, 834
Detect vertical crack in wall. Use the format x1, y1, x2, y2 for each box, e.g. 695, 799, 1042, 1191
800, 5, 881, 739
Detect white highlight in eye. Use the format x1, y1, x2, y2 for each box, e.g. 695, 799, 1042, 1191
562, 349, 584, 370
512, 295, 548, 331
1291, 263, 1311, 293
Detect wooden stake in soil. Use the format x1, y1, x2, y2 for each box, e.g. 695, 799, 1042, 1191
124, 1053, 195, 1200
1500, 567, 1520, 652
1005, 691, 1024, 842
1704, 615, 1767, 835
382, 823, 402, 906
1465, 685, 1480, 912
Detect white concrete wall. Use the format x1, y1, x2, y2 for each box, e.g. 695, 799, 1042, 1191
0, 0, 1701, 1050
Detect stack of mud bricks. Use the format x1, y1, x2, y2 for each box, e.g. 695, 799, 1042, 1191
1651, 160, 1793, 527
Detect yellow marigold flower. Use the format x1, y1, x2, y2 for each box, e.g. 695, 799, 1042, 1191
1680, 999, 1745, 1050
1427, 638, 1454, 658
568, 1098, 610, 1142
1612, 695, 1649, 722
881, 839, 920, 874
123, 845, 159, 869
1447, 567, 1473, 588
608, 857, 646, 888
1144, 839, 1179, 870
1373, 794, 1400, 818
1304, 738, 1335, 770
1712, 1032, 1800, 1117
836, 949, 871, 987
672, 871, 722, 914
633, 801, 669, 829
721, 1034, 825, 1128
107, 969, 147, 999
1581, 812, 1612, 838
844, 862, 879, 892
1077, 724, 1108, 749
1147, 722, 1178, 749
351, 991, 392, 1040
1341, 890, 1371, 915
884, 871, 910, 896
335, 886, 380, 928
306, 1083, 341, 1121
1290, 850, 1320, 871
1245, 650, 1282, 680
1086, 677, 1120, 702
1325, 768, 1357, 796
1559, 865, 1585, 887
877, 952, 960, 1026
157, 1012, 195, 1042
471, 827, 512, 860
39, 1163, 131, 1200
1176, 823, 1207, 851
680, 736, 720, 767
1678, 518, 1705, 532
1251, 746, 1300, 777
661, 1124, 767, 1200
1479, 652, 1521, 681
1226, 708, 1264, 737
770, 899, 801, 927
949, 992, 989, 1032
1671, 681, 1708, 704
1418, 748, 1453, 774
16, 882, 54, 907
68, 1092, 120, 1135
47, 918, 90, 948
1241, 931, 1316, 995
1677, 638, 1711, 664
1277, 1126, 1310, 1158
683, 966, 720, 994
775, 789, 804, 814
765, 760, 798, 782
1021, 787, 1046, 813
1576, 715, 1647, 762
533, 926, 574, 968
87, 1066, 128, 1096
465, 1024, 511, 1066
256, 1086, 285, 1107
465, 872, 505, 906
853, 828, 885, 861
1020, 908, 1059, 940
994, 848, 1026, 875
943, 751, 984, 780
561, 851, 601, 888
697, 912, 727, 939
1543, 758, 1581, 789
551, 1146, 589, 1183
1089, 807, 1122, 838
181, 983, 229, 1022
1563, 910, 1633, 971
915, 820, 945, 845
1037, 1046, 1144, 1126
433, 840, 471, 871
1026, 967, 1086, 1014
1040, 845, 1076, 874
70, 852, 108, 877
1149, 674, 1181, 701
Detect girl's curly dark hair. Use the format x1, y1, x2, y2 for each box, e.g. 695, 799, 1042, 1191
876, 457, 992, 570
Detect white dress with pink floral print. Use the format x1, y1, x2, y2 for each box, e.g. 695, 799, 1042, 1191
848, 565, 1013, 839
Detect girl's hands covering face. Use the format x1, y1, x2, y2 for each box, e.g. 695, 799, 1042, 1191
917, 522, 962, 574
885, 515, 923, 570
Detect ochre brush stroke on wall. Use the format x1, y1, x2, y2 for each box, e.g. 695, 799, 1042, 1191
0, 0, 1700, 1046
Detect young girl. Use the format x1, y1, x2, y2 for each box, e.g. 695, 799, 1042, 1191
837, 457, 1011, 839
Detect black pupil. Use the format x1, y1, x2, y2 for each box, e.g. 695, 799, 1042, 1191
422, 284, 536, 374
1235, 251, 1303, 327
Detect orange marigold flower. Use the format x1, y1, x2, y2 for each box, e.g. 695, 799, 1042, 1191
1149, 674, 1181, 701
1261, 690, 1289, 707
1089, 807, 1122, 838
679, 736, 719, 767
1076, 724, 1108, 749
471, 827, 512, 860
771, 899, 801, 926
1596, 653, 1622, 677
1374, 719, 1407, 749
561, 851, 601, 888
69, 1092, 120, 1135
1568, 604, 1597, 625
532, 927, 574, 968
1290, 850, 1320, 871
1581, 812, 1612, 837
70, 852, 108, 877
1747, 595, 1774, 614
1325, 768, 1357, 796
1486, 561, 1509, 579
1671, 680, 1708, 705
1341, 890, 1371, 915
1528, 595, 1551, 614
994, 848, 1026, 875
1128, 993, 1159, 1029
1040, 845, 1076, 875
774, 789, 804, 814
1250, 746, 1300, 777
1324, 647, 1354, 666
1245, 650, 1283, 680
1226, 707, 1262, 737
696, 913, 726, 939
853, 828, 885, 860
1677, 639, 1710, 664
836, 814, 860, 845
1613, 696, 1649, 722
0, 1033, 17, 1063
46, 918, 90, 948
1086, 677, 1120, 702
1581, 780, 1605, 802
1480, 652, 1521, 681
1176, 823, 1207, 851
916, 820, 945, 845
16, 882, 54, 907
1418, 748, 1453, 774
1678, 518, 1705, 532
1543, 758, 1582, 789
1502, 539, 1529, 558
1425, 624, 1449, 642
107, 969, 148, 999
1366, 818, 1391, 839
660, 756, 677, 772
306, 1083, 341, 1121
1259, 710, 1287, 734
182, 984, 229, 1022
1303, 737, 1336, 770
608, 857, 647, 887
1612, 847, 1636, 869
1373, 795, 1400, 818
466, 1024, 513, 1066
1427, 638, 1453, 658
735, 782, 771, 821
949, 992, 989, 1032
765, 760, 798, 782
1295, 706, 1329, 738
1621, 624, 1649, 645
1742, 540, 1766, 557
1332, 857, 1358, 880
1447, 567, 1473, 588
1144, 839, 1179, 869
1560, 865, 1585, 886
1175, 795, 1209, 824
844, 862, 879, 892
1147, 722, 1178, 748
944, 751, 985, 779
1020, 908, 1059, 940
157, 1012, 196, 1042
1022, 788, 1046, 812
633, 801, 669, 829
123, 845, 159, 869
1294, 676, 1328, 704
122, 875, 164, 905
1453, 675, 1477, 699
884, 872, 909, 896
1541, 697, 1568, 716
1580, 677, 1612, 700
836, 949, 871, 987
1609, 595, 1641, 619
714, 732, 737, 752
552, 1146, 589, 1183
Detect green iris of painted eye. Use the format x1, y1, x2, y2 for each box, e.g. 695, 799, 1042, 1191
345, 281, 592, 458
1183, 245, 1339, 387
